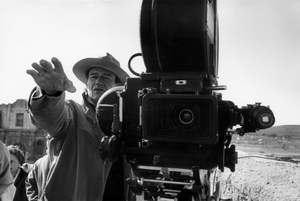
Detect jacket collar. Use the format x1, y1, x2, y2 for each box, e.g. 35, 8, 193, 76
82, 92, 97, 121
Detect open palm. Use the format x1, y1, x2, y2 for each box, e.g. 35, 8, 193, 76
26, 57, 76, 94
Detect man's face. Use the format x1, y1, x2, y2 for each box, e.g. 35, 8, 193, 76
86, 68, 117, 104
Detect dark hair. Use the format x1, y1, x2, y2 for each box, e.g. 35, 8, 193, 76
7, 145, 25, 165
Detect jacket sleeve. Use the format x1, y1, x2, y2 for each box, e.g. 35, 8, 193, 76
28, 87, 73, 138
0, 141, 14, 194
25, 167, 38, 201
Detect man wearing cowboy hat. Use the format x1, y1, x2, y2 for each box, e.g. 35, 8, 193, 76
26, 53, 129, 201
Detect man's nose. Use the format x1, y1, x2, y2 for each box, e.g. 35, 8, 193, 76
95, 76, 104, 85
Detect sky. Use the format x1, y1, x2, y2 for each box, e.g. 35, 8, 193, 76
0, 0, 299, 126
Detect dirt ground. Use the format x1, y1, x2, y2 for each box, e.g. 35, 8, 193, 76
220, 150, 300, 201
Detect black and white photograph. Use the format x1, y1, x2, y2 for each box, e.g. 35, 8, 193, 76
0, 0, 299, 200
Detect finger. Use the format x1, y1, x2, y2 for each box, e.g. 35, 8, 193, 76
64, 79, 76, 93
31, 62, 46, 76
26, 69, 40, 80
39, 59, 54, 72
51, 57, 65, 73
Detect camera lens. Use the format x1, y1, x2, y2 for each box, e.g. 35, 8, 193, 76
178, 109, 194, 125
256, 112, 275, 129
250, 106, 275, 129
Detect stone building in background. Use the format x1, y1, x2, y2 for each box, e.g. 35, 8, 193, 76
0, 99, 48, 163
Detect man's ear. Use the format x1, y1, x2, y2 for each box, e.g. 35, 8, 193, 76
115, 77, 122, 86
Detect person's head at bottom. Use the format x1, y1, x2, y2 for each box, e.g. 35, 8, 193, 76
7, 145, 25, 178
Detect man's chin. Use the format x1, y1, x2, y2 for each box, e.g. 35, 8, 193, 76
93, 93, 104, 101
94, 90, 104, 95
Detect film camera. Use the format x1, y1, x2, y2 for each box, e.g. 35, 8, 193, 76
97, 0, 275, 200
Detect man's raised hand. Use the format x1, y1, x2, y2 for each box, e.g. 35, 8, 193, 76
26, 57, 76, 94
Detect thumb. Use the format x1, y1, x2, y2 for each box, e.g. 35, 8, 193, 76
64, 78, 76, 93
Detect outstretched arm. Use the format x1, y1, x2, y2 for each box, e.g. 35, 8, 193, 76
26, 58, 76, 137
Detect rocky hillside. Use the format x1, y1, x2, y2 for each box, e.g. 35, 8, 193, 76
221, 125, 300, 200
221, 151, 300, 201
256, 125, 300, 138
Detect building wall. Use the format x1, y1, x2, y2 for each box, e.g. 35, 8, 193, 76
0, 99, 36, 129
0, 99, 48, 163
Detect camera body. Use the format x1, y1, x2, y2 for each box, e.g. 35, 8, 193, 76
98, 75, 274, 171
121, 74, 221, 170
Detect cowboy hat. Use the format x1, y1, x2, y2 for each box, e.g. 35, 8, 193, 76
73, 53, 129, 84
